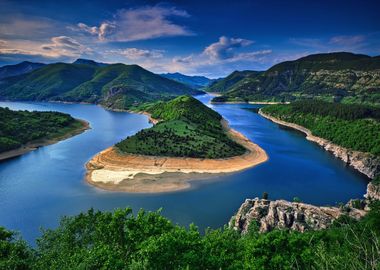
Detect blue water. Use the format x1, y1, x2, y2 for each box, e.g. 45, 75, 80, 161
0, 95, 369, 244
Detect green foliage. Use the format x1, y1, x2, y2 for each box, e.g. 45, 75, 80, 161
0, 107, 83, 153
0, 63, 202, 110
116, 96, 246, 158
206, 70, 261, 93
293, 197, 301, 203
0, 227, 33, 269
211, 52, 380, 106
262, 100, 380, 156
1, 204, 380, 269
373, 176, 380, 186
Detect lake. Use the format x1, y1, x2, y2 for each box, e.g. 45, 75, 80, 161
0, 94, 369, 244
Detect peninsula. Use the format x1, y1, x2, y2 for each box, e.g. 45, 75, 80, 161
0, 107, 89, 160
86, 95, 268, 192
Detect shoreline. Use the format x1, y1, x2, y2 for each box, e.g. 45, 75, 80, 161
85, 118, 268, 193
0, 119, 90, 161
258, 109, 379, 179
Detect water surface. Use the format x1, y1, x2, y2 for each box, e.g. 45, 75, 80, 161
0, 95, 368, 243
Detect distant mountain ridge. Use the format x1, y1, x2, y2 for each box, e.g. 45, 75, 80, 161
207, 70, 262, 93
160, 72, 214, 89
0, 61, 202, 110
72, 58, 108, 67
0, 61, 45, 80
210, 52, 380, 105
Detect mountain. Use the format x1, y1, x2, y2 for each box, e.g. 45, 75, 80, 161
211, 52, 380, 105
0, 61, 45, 80
0, 62, 203, 110
206, 70, 262, 93
160, 72, 214, 89
72, 58, 108, 67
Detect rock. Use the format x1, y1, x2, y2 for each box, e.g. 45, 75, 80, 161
230, 198, 367, 233
365, 181, 380, 202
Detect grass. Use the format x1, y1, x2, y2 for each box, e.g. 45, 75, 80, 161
115, 95, 246, 158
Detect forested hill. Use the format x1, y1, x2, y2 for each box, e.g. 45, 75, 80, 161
115, 95, 245, 158
0, 61, 45, 80
210, 52, 380, 106
207, 70, 261, 93
0, 107, 84, 153
261, 100, 380, 156
160, 72, 213, 89
0, 62, 202, 110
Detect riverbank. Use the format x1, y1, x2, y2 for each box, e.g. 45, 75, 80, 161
0, 119, 90, 161
259, 109, 380, 179
85, 119, 268, 193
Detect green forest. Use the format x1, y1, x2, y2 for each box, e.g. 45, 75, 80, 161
0, 62, 202, 110
208, 53, 380, 106
0, 107, 84, 153
261, 100, 380, 156
1, 192, 380, 269
116, 95, 246, 158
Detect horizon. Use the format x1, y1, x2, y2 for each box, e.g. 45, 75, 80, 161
2, 51, 379, 79
1, 0, 379, 77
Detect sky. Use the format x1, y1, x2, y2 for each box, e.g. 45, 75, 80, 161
0, 0, 379, 78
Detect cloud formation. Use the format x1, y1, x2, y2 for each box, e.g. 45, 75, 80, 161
203, 36, 254, 60
76, 5, 193, 42
289, 35, 369, 52
107, 48, 164, 60
164, 36, 272, 76
0, 36, 93, 64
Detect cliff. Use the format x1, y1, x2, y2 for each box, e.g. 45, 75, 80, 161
258, 109, 380, 179
231, 179, 380, 233
230, 198, 366, 233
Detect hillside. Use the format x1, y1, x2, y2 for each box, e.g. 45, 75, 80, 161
206, 70, 261, 93
160, 72, 213, 89
0, 62, 202, 110
0, 61, 45, 80
261, 100, 380, 156
0, 107, 85, 153
115, 95, 246, 158
211, 52, 380, 105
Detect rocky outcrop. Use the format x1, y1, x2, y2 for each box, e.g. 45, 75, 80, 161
231, 178, 380, 233
259, 110, 380, 179
230, 198, 366, 233
365, 181, 380, 202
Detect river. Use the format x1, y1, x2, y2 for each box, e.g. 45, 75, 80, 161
0, 94, 368, 243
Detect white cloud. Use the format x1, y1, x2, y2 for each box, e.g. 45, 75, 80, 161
290, 35, 368, 51
76, 5, 193, 42
0, 15, 65, 40
0, 36, 92, 62
41, 36, 93, 57
163, 37, 272, 76
112, 48, 164, 59
203, 36, 254, 60
329, 35, 365, 46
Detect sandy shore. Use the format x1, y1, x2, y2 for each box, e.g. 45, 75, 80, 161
0, 119, 90, 161
86, 119, 268, 193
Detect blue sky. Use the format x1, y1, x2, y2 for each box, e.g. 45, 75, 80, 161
0, 0, 379, 77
